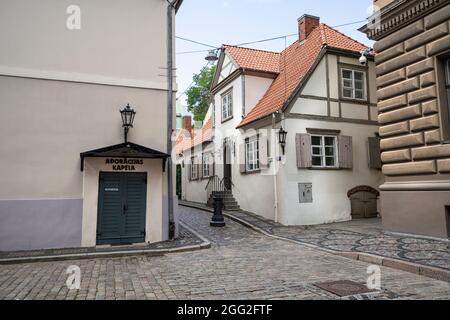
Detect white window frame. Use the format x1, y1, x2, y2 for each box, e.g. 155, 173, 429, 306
202, 154, 210, 178
311, 135, 338, 168
341, 68, 367, 101
221, 89, 233, 121
245, 137, 260, 172
190, 157, 197, 180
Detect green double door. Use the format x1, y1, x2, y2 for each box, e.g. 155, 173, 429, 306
97, 172, 147, 245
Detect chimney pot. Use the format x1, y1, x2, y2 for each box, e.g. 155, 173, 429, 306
298, 14, 320, 42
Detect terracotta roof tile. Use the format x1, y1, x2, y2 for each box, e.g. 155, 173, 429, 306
224, 45, 281, 74
237, 24, 368, 127
175, 115, 214, 155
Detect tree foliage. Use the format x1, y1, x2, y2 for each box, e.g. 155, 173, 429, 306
186, 64, 216, 122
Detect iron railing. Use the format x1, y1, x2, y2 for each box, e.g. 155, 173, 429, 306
205, 175, 234, 202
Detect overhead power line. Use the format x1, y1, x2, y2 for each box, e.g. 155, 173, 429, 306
176, 36, 217, 49
175, 19, 369, 55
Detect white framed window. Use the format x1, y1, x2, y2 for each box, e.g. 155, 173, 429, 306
190, 157, 197, 180
245, 138, 260, 172
341, 68, 367, 100
202, 154, 210, 178
221, 89, 233, 121
311, 135, 338, 168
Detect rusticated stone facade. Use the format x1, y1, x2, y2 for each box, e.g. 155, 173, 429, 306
361, 0, 450, 238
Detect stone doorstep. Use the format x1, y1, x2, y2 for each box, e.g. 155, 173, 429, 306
0, 222, 211, 265
179, 201, 450, 283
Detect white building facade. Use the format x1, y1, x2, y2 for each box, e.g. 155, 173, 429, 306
179, 15, 384, 226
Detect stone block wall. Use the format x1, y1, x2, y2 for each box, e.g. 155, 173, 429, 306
375, 4, 450, 176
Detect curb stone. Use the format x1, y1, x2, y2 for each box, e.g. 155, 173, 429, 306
0, 221, 211, 265
180, 201, 450, 283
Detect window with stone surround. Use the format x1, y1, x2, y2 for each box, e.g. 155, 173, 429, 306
341, 68, 367, 101
438, 55, 450, 141
446, 59, 450, 128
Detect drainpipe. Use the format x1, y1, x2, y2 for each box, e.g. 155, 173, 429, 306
167, 1, 175, 239
272, 113, 279, 223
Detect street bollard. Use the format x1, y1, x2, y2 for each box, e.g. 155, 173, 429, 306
210, 194, 226, 227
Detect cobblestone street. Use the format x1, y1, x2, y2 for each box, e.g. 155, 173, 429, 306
1, 205, 449, 300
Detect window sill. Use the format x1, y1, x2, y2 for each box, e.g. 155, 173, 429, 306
221, 116, 233, 124
242, 169, 261, 175
340, 97, 370, 105
309, 167, 342, 171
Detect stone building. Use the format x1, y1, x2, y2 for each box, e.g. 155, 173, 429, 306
360, 0, 450, 238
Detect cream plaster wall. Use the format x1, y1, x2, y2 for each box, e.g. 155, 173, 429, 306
81, 158, 164, 247
291, 98, 328, 116
0, 76, 168, 200
301, 57, 327, 97
0, 0, 168, 89
278, 118, 383, 226
244, 75, 274, 116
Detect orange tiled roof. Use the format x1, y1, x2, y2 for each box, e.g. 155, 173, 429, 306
224, 45, 281, 74
237, 24, 368, 128
175, 116, 214, 155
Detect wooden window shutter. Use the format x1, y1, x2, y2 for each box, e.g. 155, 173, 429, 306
296, 134, 312, 169
259, 136, 269, 169
210, 152, 214, 177
368, 137, 382, 169
239, 141, 246, 174
187, 163, 192, 181
338, 135, 353, 169
197, 162, 201, 180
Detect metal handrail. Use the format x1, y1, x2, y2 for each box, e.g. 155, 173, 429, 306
220, 177, 234, 191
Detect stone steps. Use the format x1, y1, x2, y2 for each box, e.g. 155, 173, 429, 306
207, 191, 241, 211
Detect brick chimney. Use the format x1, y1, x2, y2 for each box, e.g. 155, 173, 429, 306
182, 115, 192, 131
298, 14, 320, 42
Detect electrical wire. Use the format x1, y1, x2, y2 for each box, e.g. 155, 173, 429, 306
176, 19, 368, 55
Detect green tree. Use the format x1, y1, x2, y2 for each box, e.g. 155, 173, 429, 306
186, 64, 216, 122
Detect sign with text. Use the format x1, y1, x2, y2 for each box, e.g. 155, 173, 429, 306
105, 158, 144, 171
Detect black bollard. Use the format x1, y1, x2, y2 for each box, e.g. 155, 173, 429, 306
210, 194, 226, 227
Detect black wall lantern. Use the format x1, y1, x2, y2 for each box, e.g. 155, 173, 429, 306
278, 127, 288, 155
120, 103, 136, 143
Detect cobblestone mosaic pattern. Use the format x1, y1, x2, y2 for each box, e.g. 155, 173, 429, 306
1, 206, 449, 300
220, 207, 450, 271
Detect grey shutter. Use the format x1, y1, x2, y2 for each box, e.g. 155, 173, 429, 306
210, 152, 214, 177
296, 134, 312, 169
187, 163, 192, 181
368, 137, 382, 169
198, 156, 203, 180
338, 135, 353, 169
259, 136, 269, 169
197, 163, 201, 180
239, 141, 246, 174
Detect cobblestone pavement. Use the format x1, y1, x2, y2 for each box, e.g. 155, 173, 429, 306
0, 225, 203, 261
181, 201, 450, 271
1, 206, 450, 300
